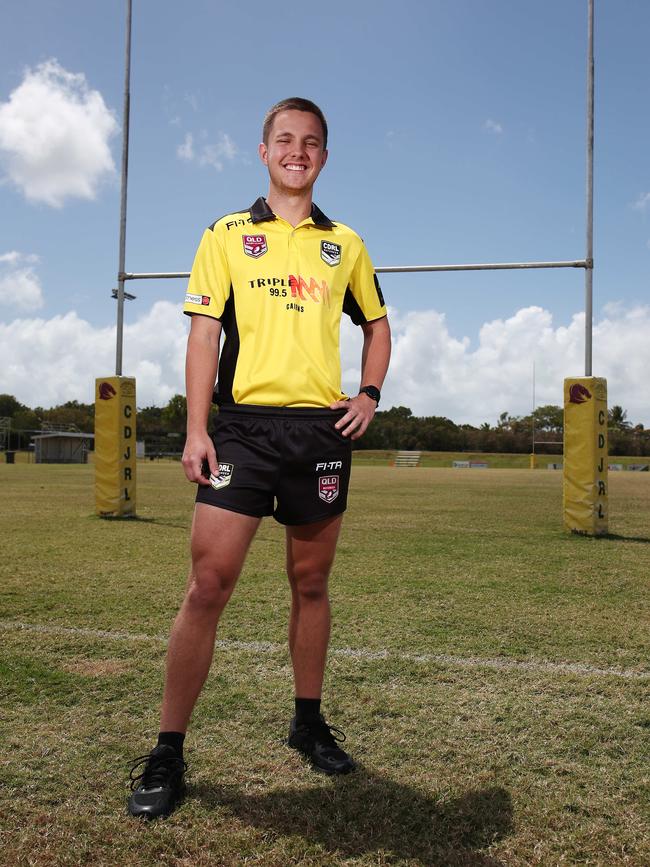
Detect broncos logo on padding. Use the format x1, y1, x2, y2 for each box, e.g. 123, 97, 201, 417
99, 382, 117, 401
569, 383, 592, 404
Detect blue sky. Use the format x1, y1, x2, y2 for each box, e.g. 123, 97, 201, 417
1, 1, 649, 424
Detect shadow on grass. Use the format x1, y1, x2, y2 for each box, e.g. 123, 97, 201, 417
601, 533, 650, 545
192, 768, 513, 865
568, 528, 650, 544
90, 514, 189, 531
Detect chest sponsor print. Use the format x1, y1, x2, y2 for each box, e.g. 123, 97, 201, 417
209, 462, 234, 490
321, 240, 342, 267
318, 475, 339, 504
242, 234, 268, 258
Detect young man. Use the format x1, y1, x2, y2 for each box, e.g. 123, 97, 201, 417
128, 97, 391, 819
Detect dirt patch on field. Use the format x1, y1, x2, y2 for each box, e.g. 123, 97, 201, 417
59, 658, 131, 677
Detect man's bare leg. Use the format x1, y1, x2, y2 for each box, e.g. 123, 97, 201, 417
159, 504, 261, 733
285, 514, 354, 774
285, 514, 342, 698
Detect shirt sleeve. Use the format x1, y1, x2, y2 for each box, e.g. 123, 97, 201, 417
342, 241, 387, 326
183, 226, 231, 319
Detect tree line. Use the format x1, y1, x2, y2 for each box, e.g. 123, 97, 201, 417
1, 393, 648, 456
358, 404, 649, 455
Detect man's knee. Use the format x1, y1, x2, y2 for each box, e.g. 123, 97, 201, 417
289, 564, 330, 602
185, 567, 236, 612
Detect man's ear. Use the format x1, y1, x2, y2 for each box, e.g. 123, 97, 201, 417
320, 149, 328, 169
258, 142, 268, 165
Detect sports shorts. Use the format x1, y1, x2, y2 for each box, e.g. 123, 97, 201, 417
195, 404, 352, 525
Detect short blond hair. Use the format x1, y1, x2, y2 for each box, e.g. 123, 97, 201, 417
262, 97, 328, 149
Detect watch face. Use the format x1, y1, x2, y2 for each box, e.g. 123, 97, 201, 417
362, 386, 380, 403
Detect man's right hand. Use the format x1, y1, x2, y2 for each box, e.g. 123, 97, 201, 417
182, 431, 218, 485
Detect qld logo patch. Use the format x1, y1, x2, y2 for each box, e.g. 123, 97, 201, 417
318, 475, 339, 504
209, 463, 234, 491
243, 234, 268, 258
320, 240, 341, 267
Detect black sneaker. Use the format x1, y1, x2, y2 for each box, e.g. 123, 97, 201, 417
287, 714, 356, 775
127, 744, 187, 819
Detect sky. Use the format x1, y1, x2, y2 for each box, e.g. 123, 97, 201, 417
0, 0, 649, 426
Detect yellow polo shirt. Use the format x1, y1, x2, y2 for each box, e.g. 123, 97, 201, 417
183, 197, 386, 408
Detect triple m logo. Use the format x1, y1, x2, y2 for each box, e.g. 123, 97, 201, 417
248, 275, 330, 304
289, 275, 330, 304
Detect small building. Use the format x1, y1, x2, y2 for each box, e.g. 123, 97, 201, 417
32, 432, 94, 464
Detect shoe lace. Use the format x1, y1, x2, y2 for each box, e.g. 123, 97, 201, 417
310, 718, 347, 750
128, 752, 187, 791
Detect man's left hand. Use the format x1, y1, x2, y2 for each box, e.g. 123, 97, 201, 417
330, 393, 377, 440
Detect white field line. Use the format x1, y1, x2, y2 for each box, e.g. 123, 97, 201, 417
2, 620, 648, 681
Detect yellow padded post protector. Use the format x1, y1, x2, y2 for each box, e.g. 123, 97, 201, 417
95, 376, 137, 517
563, 377, 608, 535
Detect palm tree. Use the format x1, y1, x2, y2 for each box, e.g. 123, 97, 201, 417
608, 405, 631, 430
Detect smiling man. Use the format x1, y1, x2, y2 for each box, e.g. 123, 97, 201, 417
127, 97, 391, 819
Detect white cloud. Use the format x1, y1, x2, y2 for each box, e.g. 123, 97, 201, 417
1, 300, 650, 427
0, 251, 43, 310
341, 304, 650, 426
632, 192, 650, 211
177, 132, 194, 161
177, 130, 238, 171
200, 133, 237, 170
484, 118, 503, 135
0, 59, 118, 207
0, 301, 187, 408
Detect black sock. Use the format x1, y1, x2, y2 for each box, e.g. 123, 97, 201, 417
295, 697, 321, 724
157, 731, 185, 758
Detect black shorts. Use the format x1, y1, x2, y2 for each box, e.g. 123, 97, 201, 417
196, 405, 352, 525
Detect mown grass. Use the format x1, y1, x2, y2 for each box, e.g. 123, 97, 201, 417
0, 462, 649, 866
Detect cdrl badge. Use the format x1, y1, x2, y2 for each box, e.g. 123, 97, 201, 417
318, 475, 339, 503
320, 240, 341, 267
243, 234, 268, 258
209, 463, 234, 490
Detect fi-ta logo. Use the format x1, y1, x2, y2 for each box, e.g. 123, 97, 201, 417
315, 461, 343, 471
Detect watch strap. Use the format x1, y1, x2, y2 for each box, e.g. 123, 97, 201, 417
359, 385, 381, 405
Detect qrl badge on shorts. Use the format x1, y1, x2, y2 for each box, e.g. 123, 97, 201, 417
318, 475, 339, 504
242, 234, 268, 259
210, 463, 234, 490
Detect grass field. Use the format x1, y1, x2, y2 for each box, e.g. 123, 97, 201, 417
1, 462, 649, 866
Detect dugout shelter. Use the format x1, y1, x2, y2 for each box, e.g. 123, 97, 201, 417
32, 432, 93, 464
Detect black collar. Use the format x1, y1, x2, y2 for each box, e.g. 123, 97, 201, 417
311, 202, 336, 229
249, 196, 335, 229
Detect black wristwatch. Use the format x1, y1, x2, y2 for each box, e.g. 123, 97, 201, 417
359, 385, 381, 405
